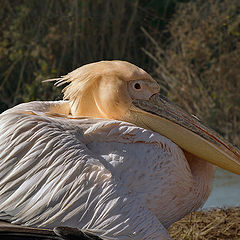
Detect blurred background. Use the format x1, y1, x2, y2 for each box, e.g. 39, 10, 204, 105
0, 0, 240, 208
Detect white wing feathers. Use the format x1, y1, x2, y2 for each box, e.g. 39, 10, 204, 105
0, 111, 171, 239
1, 101, 70, 116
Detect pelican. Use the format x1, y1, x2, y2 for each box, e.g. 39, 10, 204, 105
0, 60, 239, 240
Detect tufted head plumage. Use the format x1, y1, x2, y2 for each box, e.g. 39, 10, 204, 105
53, 60, 160, 118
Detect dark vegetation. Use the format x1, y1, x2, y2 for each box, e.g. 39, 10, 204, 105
0, 0, 239, 148
0, 0, 179, 110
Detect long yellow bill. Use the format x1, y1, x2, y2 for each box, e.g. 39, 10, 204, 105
126, 93, 240, 175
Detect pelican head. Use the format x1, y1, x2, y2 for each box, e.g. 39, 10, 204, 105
56, 60, 159, 119
55, 60, 240, 175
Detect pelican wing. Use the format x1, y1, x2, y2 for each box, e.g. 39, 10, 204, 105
0, 111, 171, 240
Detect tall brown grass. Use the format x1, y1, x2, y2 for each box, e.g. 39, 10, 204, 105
144, 0, 240, 146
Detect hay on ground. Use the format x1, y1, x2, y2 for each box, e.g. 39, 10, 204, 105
168, 207, 240, 240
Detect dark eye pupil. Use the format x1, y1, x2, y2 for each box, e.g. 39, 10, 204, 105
134, 83, 141, 89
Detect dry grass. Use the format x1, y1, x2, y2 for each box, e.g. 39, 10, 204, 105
168, 207, 240, 240
144, 0, 240, 147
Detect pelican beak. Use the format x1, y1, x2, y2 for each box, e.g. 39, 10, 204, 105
126, 93, 240, 175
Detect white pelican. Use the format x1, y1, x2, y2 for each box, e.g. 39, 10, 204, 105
0, 60, 239, 240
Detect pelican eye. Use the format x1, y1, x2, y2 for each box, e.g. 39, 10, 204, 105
134, 82, 141, 90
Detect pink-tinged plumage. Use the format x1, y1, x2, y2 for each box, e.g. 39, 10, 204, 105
0, 60, 239, 240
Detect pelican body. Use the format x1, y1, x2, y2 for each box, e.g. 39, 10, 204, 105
0, 61, 239, 240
